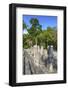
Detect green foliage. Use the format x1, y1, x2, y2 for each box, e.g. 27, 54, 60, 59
23, 34, 33, 49
23, 18, 57, 50
27, 18, 42, 45
30, 18, 39, 27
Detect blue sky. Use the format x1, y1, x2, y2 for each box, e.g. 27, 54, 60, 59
23, 15, 57, 34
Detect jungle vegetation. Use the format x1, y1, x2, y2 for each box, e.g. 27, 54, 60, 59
23, 18, 57, 50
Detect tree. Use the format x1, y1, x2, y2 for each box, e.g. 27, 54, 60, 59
23, 34, 33, 48
37, 27, 57, 49
27, 18, 42, 45
46, 27, 57, 50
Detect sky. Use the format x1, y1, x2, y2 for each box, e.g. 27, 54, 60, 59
23, 15, 57, 34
